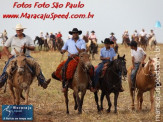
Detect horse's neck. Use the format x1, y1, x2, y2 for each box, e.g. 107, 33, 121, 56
76, 62, 86, 75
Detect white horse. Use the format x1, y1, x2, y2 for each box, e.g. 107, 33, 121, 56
149, 36, 156, 50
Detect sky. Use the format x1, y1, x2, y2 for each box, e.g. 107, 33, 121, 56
0, 0, 163, 44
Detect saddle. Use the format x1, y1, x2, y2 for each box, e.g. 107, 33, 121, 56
54, 57, 94, 81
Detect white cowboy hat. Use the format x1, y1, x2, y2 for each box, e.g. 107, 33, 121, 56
15, 23, 26, 30
50, 32, 53, 34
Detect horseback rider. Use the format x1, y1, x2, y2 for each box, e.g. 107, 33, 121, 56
129, 41, 146, 90
132, 30, 139, 38
50, 32, 56, 50
3, 29, 8, 41
123, 30, 129, 39
89, 30, 97, 45
139, 29, 147, 41
110, 32, 117, 44
95, 38, 124, 92
60, 28, 94, 92
0, 24, 51, 89
40, 31, 44, 40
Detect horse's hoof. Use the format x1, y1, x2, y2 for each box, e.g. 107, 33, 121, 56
78, 111, 82, 114
100, 107, 103, 111
66, 111, 69, 114
107, 109, 111, 113
114, 110, 117, 113
74, 105, 78, 110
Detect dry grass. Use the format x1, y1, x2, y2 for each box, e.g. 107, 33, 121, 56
0, 44, 163, 122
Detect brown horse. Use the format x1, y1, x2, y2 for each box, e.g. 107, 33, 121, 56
52, 52, 92, 114
128, 57, 157, 111
122, 37, 130, 48
7, 49, 35, 105
139, 36, 148, 50
56, 37, 64, 51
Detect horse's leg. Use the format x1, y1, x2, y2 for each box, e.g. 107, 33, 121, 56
80, 90, 86, 114
74, 89, 81, 114
15, 89, 20, 105
137, 90, 142, 111
150, 88, 155, 112
106, 93, 112, 113
64, 90, 69, 114
9, 84, 16, 104
94, 91, 101, 112
139, 92, 143, 110
114, 92, 119, 113
24, 88, 30, 105
73, 92, 78, 110
100, 91, 105, 111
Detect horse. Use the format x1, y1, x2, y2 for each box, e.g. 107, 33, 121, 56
6, 48, 35, 105
52, 52, 92, 114
94, 55, 127, 113
139, 36, 148, 50
56, 37, 64, 51
127, 57, 157, 111
0, 33, 8, 46
89, 39, 98, 60
122, 37, 130, 48
148, 36, 157, 50
34, 36, 44, 50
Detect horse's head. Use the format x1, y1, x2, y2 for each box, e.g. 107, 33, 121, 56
115, 54, 127, 76
14, 48, 26, 75
79, 52, 92, 70
144, 57, 159, 77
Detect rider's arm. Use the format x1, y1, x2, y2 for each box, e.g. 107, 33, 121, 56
100, 56, 109, 60
3, 46, 13, 58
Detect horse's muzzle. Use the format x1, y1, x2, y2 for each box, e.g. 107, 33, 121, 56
18, 67, 24, 75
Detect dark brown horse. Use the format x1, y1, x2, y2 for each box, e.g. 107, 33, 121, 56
139, 36, 148, 50
94, 55, 127, 113
122, 37, 130, 48
56, 37, 64, 51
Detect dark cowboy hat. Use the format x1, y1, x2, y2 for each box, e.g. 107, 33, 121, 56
110, 32, 115, 35
128, 41, 137, 47
101, 38, 114, 44
69, 28, 82, 35
91, 30, 95, 33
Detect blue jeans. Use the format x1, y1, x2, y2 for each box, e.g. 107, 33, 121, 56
131, 63, 140, 87
62, 58, 73, 88
94, 62, 104, 86
0, 55, 46, 87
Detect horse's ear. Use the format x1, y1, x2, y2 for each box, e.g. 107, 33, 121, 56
117, 54, 120, 59
101, 41, 104, 43
14, 48, 19, 55
123, 54, 125, 59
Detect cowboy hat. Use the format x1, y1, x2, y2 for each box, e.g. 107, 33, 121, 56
101, 38, 114, 44
15, 23, 26, 30
69, 28, 82, 35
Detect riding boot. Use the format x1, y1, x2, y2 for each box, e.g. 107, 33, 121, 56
37, 73, 51, 89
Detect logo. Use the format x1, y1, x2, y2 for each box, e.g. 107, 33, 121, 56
2, 105, 33, 121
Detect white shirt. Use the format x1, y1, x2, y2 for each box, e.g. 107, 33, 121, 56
131, 47, 146, 63
133, 32, 139, 37
5, 34, 35, 56
140, 31, 146, 36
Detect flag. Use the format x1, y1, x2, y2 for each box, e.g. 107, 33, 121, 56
155, 21, 161, 28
